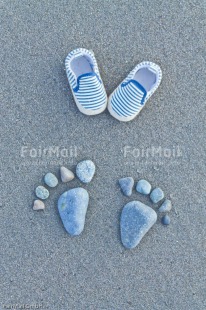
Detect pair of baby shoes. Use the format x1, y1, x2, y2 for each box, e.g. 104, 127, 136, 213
65, 48, 162, 122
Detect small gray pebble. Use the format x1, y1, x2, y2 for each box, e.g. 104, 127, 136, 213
162, 215, 170, 225
33, 200, 45, 211
119, 177, 134, 196
76, 160, 95, 183
136, 179, 151, 195
35, 186, 49, 200
60, 166, 74, 182
44, 173, 58, 188
150, 187, 164, 203
159, 199, 172, 213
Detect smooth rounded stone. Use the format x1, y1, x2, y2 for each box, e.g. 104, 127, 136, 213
159, 199, 172, 213
35, 186, 49, 200
76, 160, 95, 183
60, 166, 74, 183
161, 215, 170, 225
150, 187, 164, 203
136, 179, 151, 195
119, 177, 134, 196
44, 172, 58, 188
58, 188, 89, 236
120, 201, 157, 249
33, 200, 45, 211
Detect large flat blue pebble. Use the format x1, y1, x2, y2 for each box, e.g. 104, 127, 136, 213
58, 188, 89, 236
120, 201, 157, 249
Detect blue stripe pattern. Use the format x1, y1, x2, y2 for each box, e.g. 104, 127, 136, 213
65, 48, 107, 111
110, 80, 147, 117
74, 74, 107, 110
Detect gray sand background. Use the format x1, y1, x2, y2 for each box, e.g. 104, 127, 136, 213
0, 0, 206, 309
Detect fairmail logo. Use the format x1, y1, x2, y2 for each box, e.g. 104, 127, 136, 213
123, 145, 183, 158
20, 146, 78, 158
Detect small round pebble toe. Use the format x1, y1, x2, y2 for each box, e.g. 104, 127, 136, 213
150, 187, 164, 203
161, 215, 170, 225
76, 160, 95, 183
33, 200, 45, 211
44, 173, 58, 188
159, 199, 172, 213
60, 167, 74, 182
35, 186, 49, 200
136, 179, 151, 195
119, 177, 134, 196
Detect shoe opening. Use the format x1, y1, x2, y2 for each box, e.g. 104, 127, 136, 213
134, 67, 157, 92
70, 55, 94, 78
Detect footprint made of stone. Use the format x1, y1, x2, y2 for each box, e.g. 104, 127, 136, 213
33, 160, 95, 236
58, 160, 95, 236
32, 162, 172, 246
119, 177, 173, 249
58, 188, 89, 236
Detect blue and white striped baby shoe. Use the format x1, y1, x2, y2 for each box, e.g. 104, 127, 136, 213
65, 48, 107, 115
108, 61, 162, 122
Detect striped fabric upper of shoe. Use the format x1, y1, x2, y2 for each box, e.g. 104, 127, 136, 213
65, 48, 107, 111
73, 72, 107, 110
109, 61, 162, 118
110, 80, 147, 117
